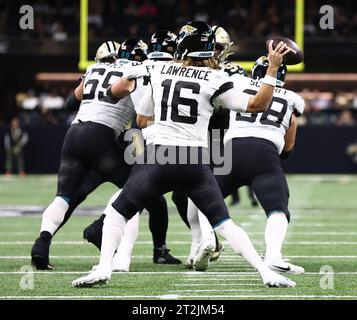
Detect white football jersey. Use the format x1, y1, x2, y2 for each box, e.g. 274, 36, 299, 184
137, 61, 250, 147
73, 60, 148, 136
224, 76, 305, 154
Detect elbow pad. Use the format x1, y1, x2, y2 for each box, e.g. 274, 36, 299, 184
64, 94, 81, 111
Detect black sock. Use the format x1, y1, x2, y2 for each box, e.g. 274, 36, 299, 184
97, 214, 106, 224
172, 191, 190, 229
146, 196, 168, 248
40, 231, 52, 242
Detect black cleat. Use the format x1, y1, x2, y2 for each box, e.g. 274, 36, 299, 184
31, 237, 54, 270
153, 246, 182, 264
83, 217, 104, 250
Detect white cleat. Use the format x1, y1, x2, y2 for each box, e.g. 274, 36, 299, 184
260, 268, 296, 288
192, 240, 215, 272
72, 270, 110, 288
112, 254, 131, 272
264, 257, 305, 275
210, 241, 224, 262
185, 256, 194, 269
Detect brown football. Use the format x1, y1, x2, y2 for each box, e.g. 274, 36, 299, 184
266, 36, 304, 65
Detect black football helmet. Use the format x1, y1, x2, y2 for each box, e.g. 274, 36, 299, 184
176, 20, 215, 60
251, 55, 287, 87
148, 30, 177, 60
118, 39, 148, 62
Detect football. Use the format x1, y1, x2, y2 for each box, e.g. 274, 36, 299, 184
266, 36, 304, 65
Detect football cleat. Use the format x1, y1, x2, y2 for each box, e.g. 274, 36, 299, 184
153, 246, 182, 264
31, 237, 54, 270
72, 270, 110, 288
112, 253, 131, 272
185, 242, 200, 269
83, 218, 104, 250
264, 256, 305, 275
210, 240, 224, 262
259, 268, 296, 288
192, 240, 215, 271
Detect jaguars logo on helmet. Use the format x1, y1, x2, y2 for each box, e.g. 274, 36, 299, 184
118, 39, 148, 62
95, 41, 120, 62
148, 30, 177, 60
176, 21, 215, 60
252, 55, 287, 87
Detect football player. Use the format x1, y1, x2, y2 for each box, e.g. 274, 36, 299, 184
72, 20, 295, 288
193, 55, 305, 274
30, 39, 180, 269
85, 31, 184, 272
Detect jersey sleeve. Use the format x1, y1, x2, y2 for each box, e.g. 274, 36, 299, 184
136, 83, 155, 116
121, 62, 149, 80
210, 76, 250, 112
290, 92, 305, 117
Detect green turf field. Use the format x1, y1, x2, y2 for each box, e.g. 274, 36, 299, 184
0, 174, 357, 300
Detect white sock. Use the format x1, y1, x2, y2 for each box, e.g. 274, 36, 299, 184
264, 213, 288, 261
116, 212, 139, 258
40, 196, 69, 235
197, 209, 215, 244
103, 190, 122, 215
215, 219, 265, 272
97, 203, 127, 275
187, 199, 202, 255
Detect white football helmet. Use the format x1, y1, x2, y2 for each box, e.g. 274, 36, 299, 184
95, 41, 120, 61
212, 26, 233, 62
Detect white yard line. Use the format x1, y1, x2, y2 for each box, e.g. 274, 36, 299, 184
2, 240, 357, 245
2, 294, 354, 300
174, 283, 261, 286
1, 255, 357, 259
0, 294, 356, 300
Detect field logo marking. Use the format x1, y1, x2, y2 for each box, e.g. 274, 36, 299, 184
319, 265, 334, 290
19, 265, 35, 290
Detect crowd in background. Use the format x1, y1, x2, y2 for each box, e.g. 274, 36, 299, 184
2, 0, 357, 41
13, 87, 357, 127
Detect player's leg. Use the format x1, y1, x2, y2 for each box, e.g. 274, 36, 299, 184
251, 172, 304, 274
187, 167, 295, 287
81, 142, 132, 249
146, 196, 182, 264
31, 154, 89, 269
72, 163, 164, 287
171, 190, 190, 228
32, 122, 117, 269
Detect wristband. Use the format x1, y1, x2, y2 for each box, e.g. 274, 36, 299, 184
262, 75, 277, 87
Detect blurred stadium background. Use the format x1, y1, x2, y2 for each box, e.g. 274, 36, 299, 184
0, 0, 357, 300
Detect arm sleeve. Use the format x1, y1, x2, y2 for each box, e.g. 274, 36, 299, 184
136, 84, 155, 116
211, 82, 250, 113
